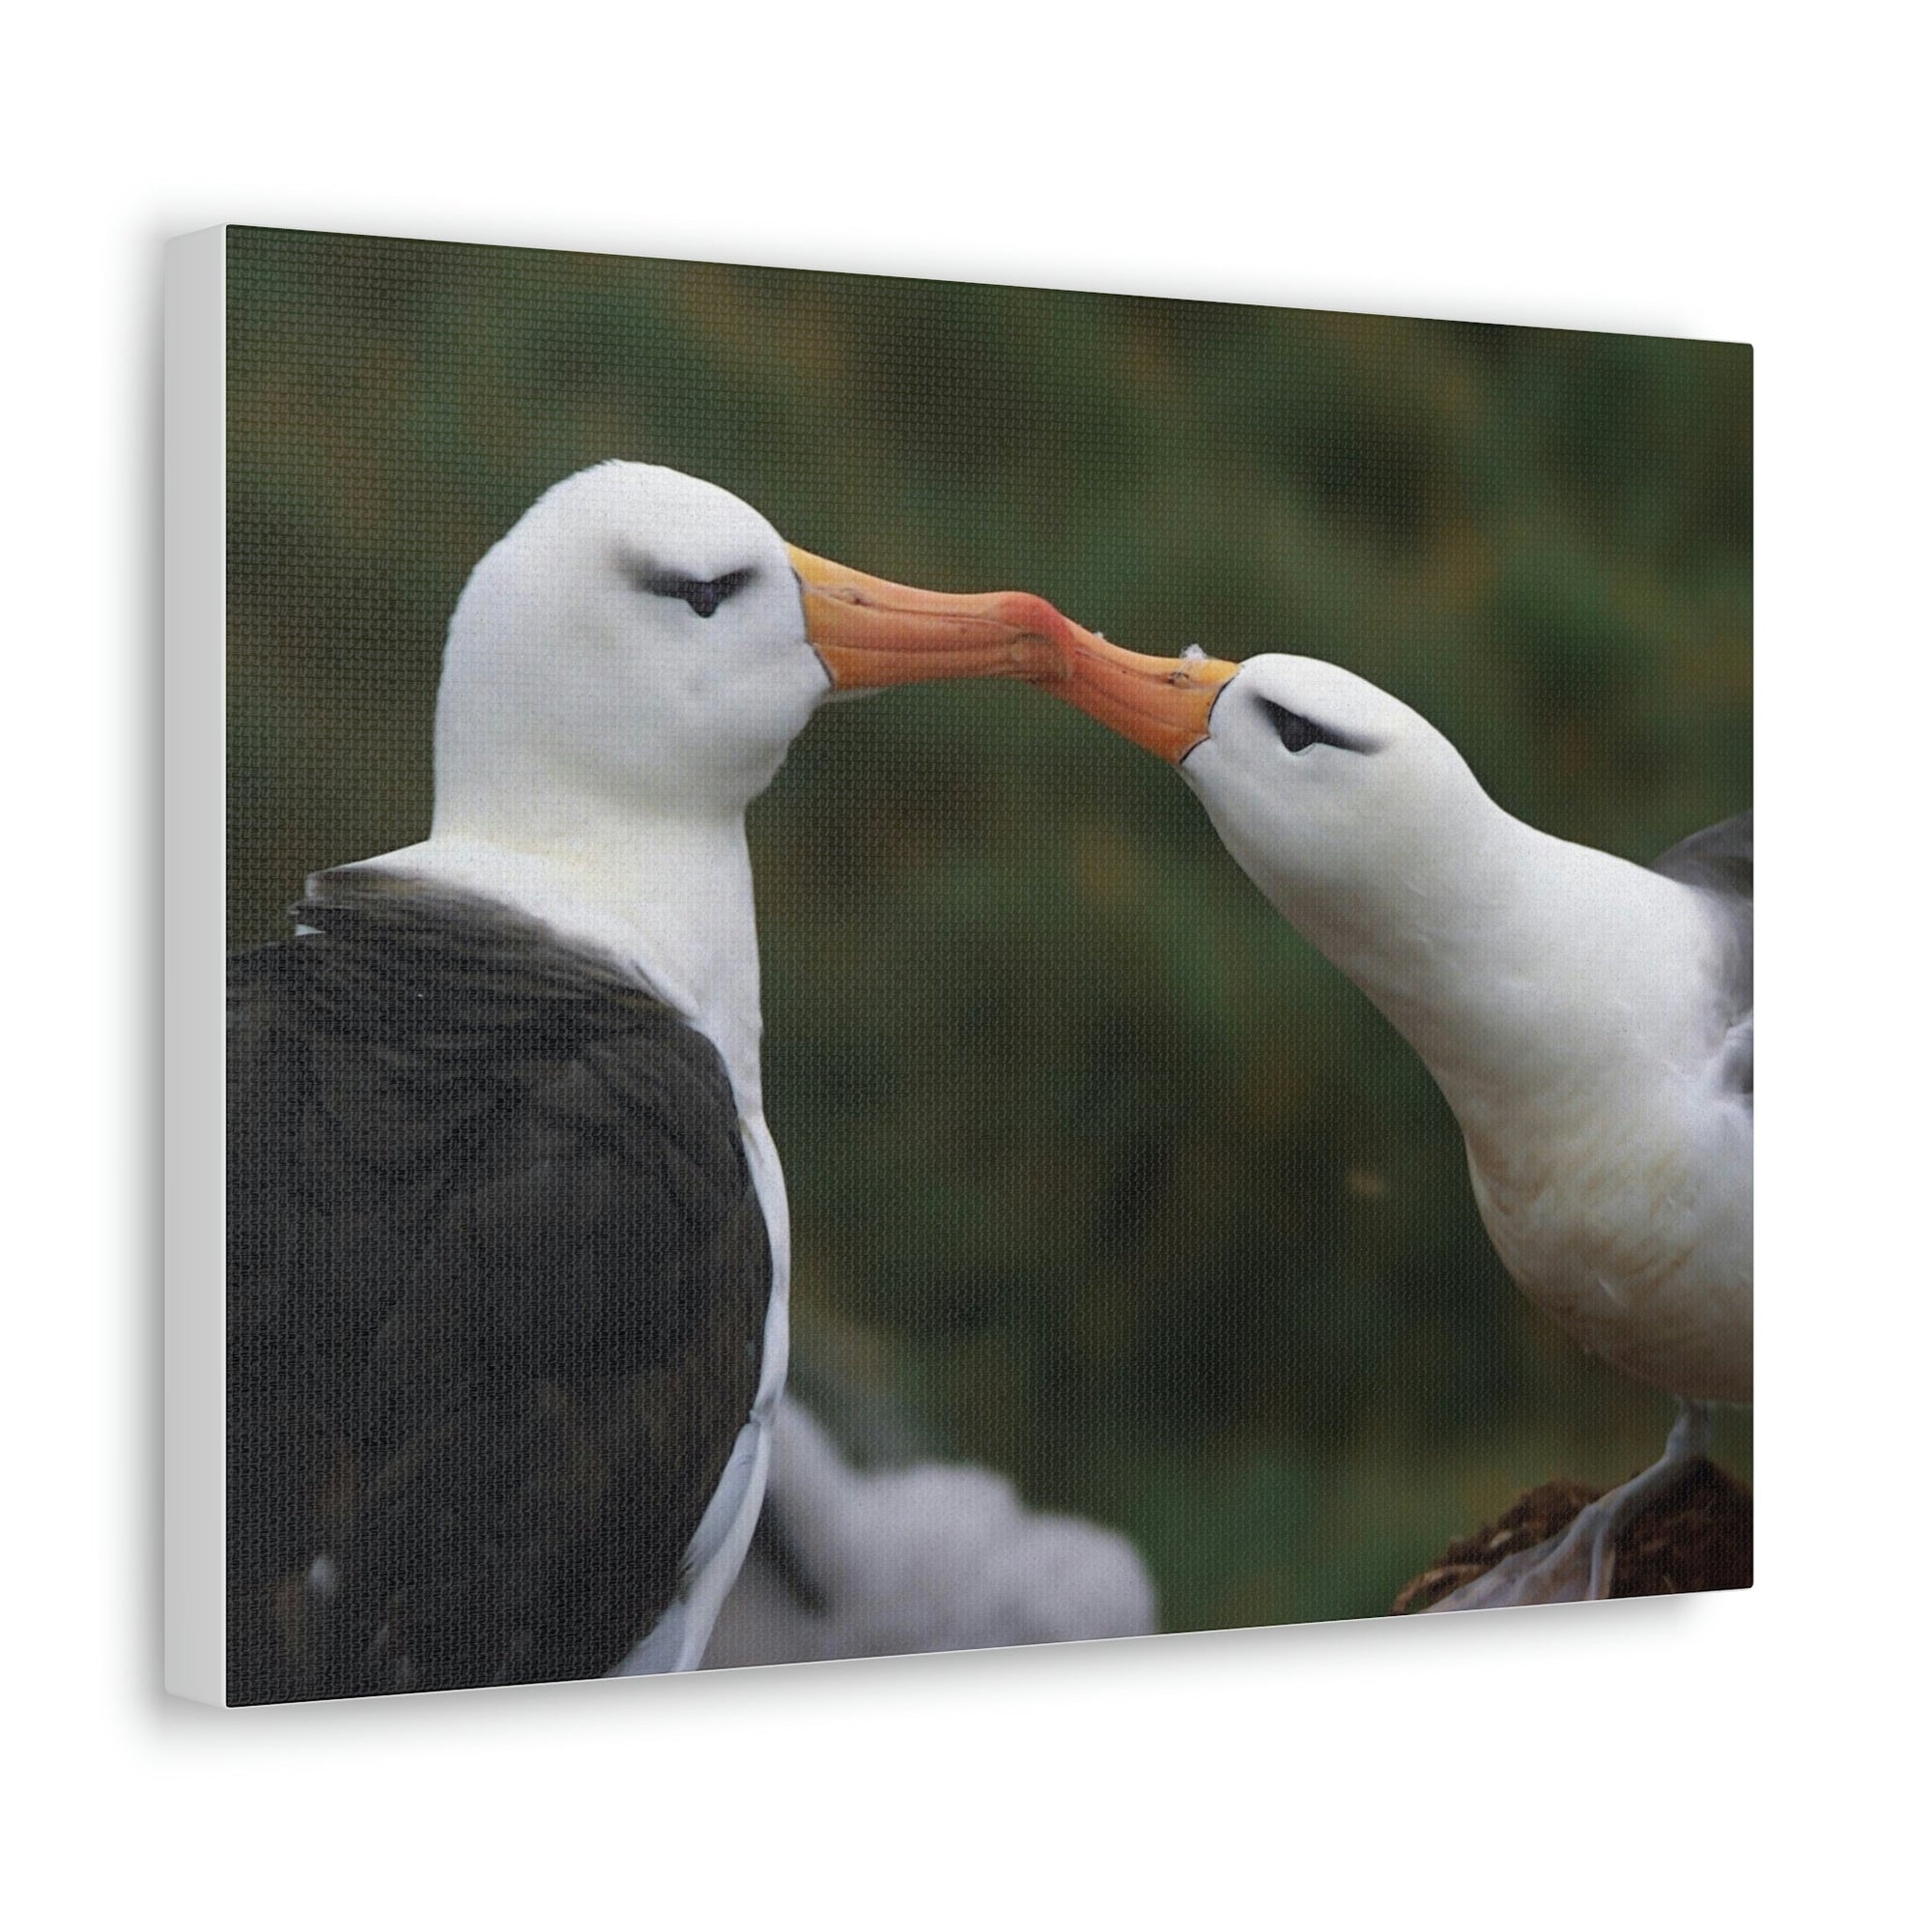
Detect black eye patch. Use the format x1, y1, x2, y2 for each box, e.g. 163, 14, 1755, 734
1259, 697, 1372, 755
632, 566, 753, 618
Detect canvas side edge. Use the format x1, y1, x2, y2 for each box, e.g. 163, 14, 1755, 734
163, 226, 228, 1707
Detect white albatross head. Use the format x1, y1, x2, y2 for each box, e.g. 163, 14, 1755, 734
1169, 654, 1499, 919
431, 462, 1084, 844
1041, 633, 1506, 947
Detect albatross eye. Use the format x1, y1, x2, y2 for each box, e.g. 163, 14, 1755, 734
633, 566, 754, 619
1259, 697, 1369, 756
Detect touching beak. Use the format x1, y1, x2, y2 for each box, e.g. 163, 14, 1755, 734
1048, 631, 1241, 765
789, 547, 1084, 691
789, 544, 1237, 762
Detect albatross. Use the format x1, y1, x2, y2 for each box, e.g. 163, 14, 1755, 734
226, 462, 1084, 1700
1042, 636, 1751, 1605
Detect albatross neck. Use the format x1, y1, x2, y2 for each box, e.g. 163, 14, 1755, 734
401, 806, 769, 1117
1278, 810, 1712, 1146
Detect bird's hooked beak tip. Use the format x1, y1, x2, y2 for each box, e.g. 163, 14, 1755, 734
788, 546, 1086, 692
1046, 630, 1242, 764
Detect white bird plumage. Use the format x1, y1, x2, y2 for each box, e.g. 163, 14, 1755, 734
705, 1399, 1158, 1668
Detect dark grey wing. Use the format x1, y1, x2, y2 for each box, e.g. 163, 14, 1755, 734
1652, 810, 1752, 903
225, 888, 772, 1705
1653, 810, 1752, 1102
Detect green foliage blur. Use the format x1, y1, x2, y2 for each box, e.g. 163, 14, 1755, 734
226, 227, 1750, 1632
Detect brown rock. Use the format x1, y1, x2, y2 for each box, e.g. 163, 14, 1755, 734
1393, 1460, 1752, 1613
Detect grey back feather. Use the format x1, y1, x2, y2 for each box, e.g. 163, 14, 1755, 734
1653, 810, 1752, 1103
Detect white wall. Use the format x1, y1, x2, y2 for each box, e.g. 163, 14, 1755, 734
5, 4, 1920, 1924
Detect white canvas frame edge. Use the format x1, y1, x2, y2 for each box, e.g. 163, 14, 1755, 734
163, 224, 226, 1707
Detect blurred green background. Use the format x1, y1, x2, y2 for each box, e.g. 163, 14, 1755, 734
226, 226, 1750, 1631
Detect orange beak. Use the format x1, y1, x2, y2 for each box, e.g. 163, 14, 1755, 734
1048, 631, 1241, 765
789, 547, 1080, 691
788, 544, 1238, 763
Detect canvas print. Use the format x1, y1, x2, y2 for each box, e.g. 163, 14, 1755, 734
200, 226, 1749, 1704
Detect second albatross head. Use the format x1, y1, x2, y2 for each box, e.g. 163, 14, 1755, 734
1052, 632, 1500, 934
